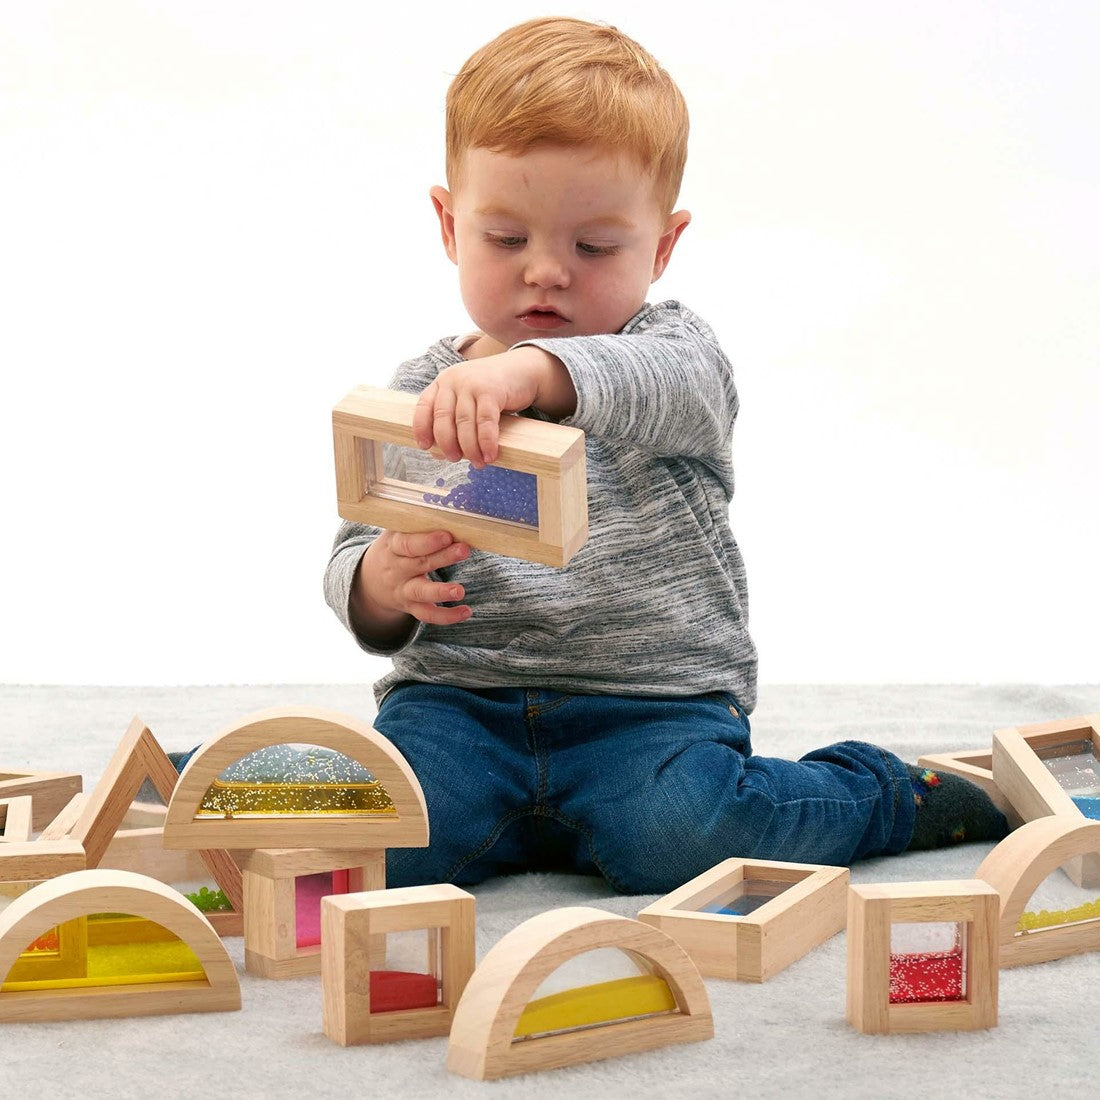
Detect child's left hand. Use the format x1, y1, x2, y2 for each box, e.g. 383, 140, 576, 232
412, 345, 574, 467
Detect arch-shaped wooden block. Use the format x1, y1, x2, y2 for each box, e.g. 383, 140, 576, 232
0, 869, 241, 1021
975, 815, 1100, 968
162, 707, 428, 851
446, 906, 712, 1080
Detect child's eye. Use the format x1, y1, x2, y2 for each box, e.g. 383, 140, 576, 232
577, 241, 620, 256
487, 234, 526, 248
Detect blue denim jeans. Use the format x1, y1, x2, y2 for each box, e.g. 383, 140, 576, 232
374, 684, 915, 895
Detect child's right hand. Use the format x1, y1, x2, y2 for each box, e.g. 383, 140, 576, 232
351, 530, 472, 641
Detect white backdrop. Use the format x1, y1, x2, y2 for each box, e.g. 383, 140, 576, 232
1, 0, 1097, 686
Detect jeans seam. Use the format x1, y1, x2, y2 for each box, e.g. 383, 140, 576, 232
443, 804, 537, 881
526, 693, 550, 807
535, 805, 630, 894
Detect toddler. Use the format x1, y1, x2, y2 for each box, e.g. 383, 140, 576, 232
322, 17, 1006, 894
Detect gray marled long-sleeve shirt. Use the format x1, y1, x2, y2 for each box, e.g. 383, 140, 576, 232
324, 300, 758, 712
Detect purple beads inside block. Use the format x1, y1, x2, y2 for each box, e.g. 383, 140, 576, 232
422, 464, 539, 526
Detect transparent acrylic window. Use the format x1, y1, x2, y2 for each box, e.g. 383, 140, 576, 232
374, 443, 539, 528
1015, 871, 1100, 935
295, 870, 351, 949
513, 947, 675, 1041
1035, 738, 1100, 817
5, 914, 204, 991
370, 927, 441, 1014
195, 742, 395, 819
679, 876, 795, 916
889, 921, 967, 1004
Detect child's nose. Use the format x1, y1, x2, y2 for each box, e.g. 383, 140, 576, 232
523, 247, 570, 289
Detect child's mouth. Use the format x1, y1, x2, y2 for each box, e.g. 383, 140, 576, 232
519, 308, 569, 330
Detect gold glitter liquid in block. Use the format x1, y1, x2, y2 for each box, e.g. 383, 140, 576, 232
196, 743, 397, 819
888, 921, 967, 1004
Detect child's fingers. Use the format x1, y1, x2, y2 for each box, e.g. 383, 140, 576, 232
389, 530, 469, 570
430, 385, 462, 462
402, 576, 466, 608
406, 599, 472, 626
475, 395, 501, 466
454, 391, 483, 467
412, 384, 438, 451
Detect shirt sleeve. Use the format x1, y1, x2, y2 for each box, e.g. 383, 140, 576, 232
512, 301, 738, 470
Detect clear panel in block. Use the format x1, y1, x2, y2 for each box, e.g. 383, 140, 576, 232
681, 876, 795, 917
370, 927, 441, 1014
889, 921, 966, 1004
375, 443, 539, 527
1035, 739, 1100, 818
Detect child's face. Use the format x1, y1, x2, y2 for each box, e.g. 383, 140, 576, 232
431, 145, 690, 355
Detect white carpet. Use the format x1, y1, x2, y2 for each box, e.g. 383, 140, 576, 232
1, 684, 1098, 1099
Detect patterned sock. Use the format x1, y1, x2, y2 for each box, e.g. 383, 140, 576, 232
135, 749, 198, 805
905, 765, 1009, 850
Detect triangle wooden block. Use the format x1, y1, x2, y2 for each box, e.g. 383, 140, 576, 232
69, 717, 243, 932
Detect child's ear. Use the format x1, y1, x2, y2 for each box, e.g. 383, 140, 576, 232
651, 209, 691, 282
430, 185, 459, 265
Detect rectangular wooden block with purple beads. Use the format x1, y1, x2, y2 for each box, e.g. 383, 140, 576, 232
333, 385, 588, 567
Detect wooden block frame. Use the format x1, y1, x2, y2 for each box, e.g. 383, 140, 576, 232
0, 840, 87, 884
333, 385, 588, 567
846, 880, 999, 1034
446, 907, 712, 1080
322, 883, 475, 1045
240, 847, 387, 980
637, 858, 849, 982
163, 707, 429, 852
976, 815, 1100, 968
0, 798, 33, 844
65, 716, 243, 936
0, 868, 241, 1022
991, 713, 1100, 886
0, 771, 82, 832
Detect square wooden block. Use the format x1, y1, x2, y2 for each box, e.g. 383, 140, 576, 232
322, 883, 475, 1045
992, 713, 1100, 886
333, 385, 588, 567
846, 880, 999, 1034
240, 848, 386, 979
637, 858, 848, 982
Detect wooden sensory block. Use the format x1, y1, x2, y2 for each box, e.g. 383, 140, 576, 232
0, 868, 240, 1022
64, 716, 243, 936
637, 858, 848, 982
240, 847, 387, 980
991, 713, 1100, 886
163, 707, 429, 853
975, 815, 1100, 968
0, 798, 33, 844
0, 840, 87, 883
0, 770, 82, 832
321, 883, 475, 1045
446, 907, 712, 1080
846, 880, 999, 1035
332, 384, 588, 567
